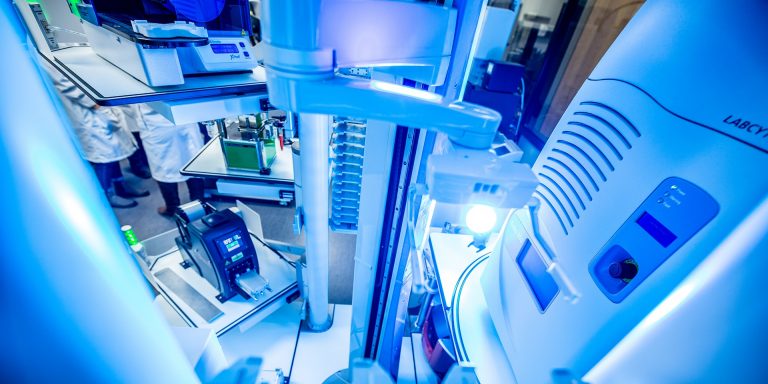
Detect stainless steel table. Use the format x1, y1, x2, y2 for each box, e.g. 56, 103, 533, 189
43, 46, 268, 106
142, 228, 299, 336
182, 137, 295, 204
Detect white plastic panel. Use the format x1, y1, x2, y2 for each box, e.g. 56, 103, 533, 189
484, 77, 768, 382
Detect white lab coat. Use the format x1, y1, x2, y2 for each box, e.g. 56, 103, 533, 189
45, 64, 137, 163
135, 104, 203, 183
117, 104, 142, 133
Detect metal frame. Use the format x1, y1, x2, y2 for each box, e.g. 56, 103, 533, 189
348, 115, 399, 363
363, 0, 492, 378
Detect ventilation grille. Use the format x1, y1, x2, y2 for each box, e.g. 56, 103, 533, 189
535, 101, 641, 235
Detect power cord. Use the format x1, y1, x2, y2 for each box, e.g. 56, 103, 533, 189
248, 231, 298, 268
148, 248, 179, 271
516, 77, 526, 133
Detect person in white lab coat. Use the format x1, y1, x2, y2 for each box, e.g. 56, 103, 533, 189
44, 64, 150, 208
134, 104, 206, 216
121, 105, 152, 179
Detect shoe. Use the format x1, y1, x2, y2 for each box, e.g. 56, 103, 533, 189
115, 181, 150, 198
109, 194, 138, 209
130, 166, 152, 179
157, 206, 178, 218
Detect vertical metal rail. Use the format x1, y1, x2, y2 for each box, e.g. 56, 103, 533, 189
364, 127, 421, 359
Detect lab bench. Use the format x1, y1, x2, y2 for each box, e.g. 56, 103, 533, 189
181, 137, 295, 205
40, 46, 270, 124
42, 46, 267, 105
141, 227, 299, 337
155, 291, 353, 383
144, 228, 353, 383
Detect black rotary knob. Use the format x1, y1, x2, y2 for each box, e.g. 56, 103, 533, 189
609, 259, 638, 281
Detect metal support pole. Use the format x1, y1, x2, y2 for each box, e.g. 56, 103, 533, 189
298, 113, 332, 330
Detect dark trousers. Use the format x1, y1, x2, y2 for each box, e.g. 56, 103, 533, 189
127, 132, 149, 171
157, 178, 205, 211
91, 161, 122, 194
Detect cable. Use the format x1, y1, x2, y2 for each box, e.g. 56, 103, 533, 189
450, 253, 491, 362
148, 248, 180, 271
406, 185, 438, 295
248, 231, 298, 268
516, 76, 526, 133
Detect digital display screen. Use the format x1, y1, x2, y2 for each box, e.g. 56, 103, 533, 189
493, 145, 511, 156
636, 212, 677, 248
211, 43, 239, 54
217, 231, 245, 260
516, 240, 559, 311
222, 234, 241, 252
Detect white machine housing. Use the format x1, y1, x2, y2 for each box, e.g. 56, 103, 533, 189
82, 21, 256, 87
426, 145, 537, 209
482, 1, 768, 382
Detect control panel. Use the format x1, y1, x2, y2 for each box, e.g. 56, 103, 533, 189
589, 177, 719, 303
185, 36, 256, 73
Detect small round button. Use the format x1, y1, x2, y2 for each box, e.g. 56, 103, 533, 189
609, 259, 638, 281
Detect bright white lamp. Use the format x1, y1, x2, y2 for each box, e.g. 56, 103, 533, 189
465, 204, 497, 234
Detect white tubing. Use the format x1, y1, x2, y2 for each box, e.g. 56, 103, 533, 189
298, 113, 332, 330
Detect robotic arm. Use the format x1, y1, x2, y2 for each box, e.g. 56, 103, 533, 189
260, 0, 502, 149
259, 0, 538, 331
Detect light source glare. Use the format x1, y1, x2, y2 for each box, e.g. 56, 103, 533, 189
466, 204, 497, 234
370, 80, 442, 102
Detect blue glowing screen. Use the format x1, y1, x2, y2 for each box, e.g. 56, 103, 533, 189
517, 240, 559, 311
636, 212, 677, 247
211, 44, 239, 54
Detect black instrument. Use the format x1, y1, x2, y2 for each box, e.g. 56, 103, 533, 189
175, 202, 259, 302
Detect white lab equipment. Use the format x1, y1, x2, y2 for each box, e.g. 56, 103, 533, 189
426, 145, 537, 209
481, 0, 768, 382
258, 0, 521, 332
7, 0, 767, 382
6, 0, 510, 381
407, 136, 538, 297
77, 0, 258, 86
0, 1, 199, 381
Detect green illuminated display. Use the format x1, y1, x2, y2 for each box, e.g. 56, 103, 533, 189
67, 0, 81, 17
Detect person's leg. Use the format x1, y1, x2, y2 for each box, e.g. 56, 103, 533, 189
186, 177, 205, 202
92, 162, 136, 208
157, 181, 181, 217
91, 162, 112, 193
198, 122, 212, 144
128, 132, 151, 179
113, 162, 150, 198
